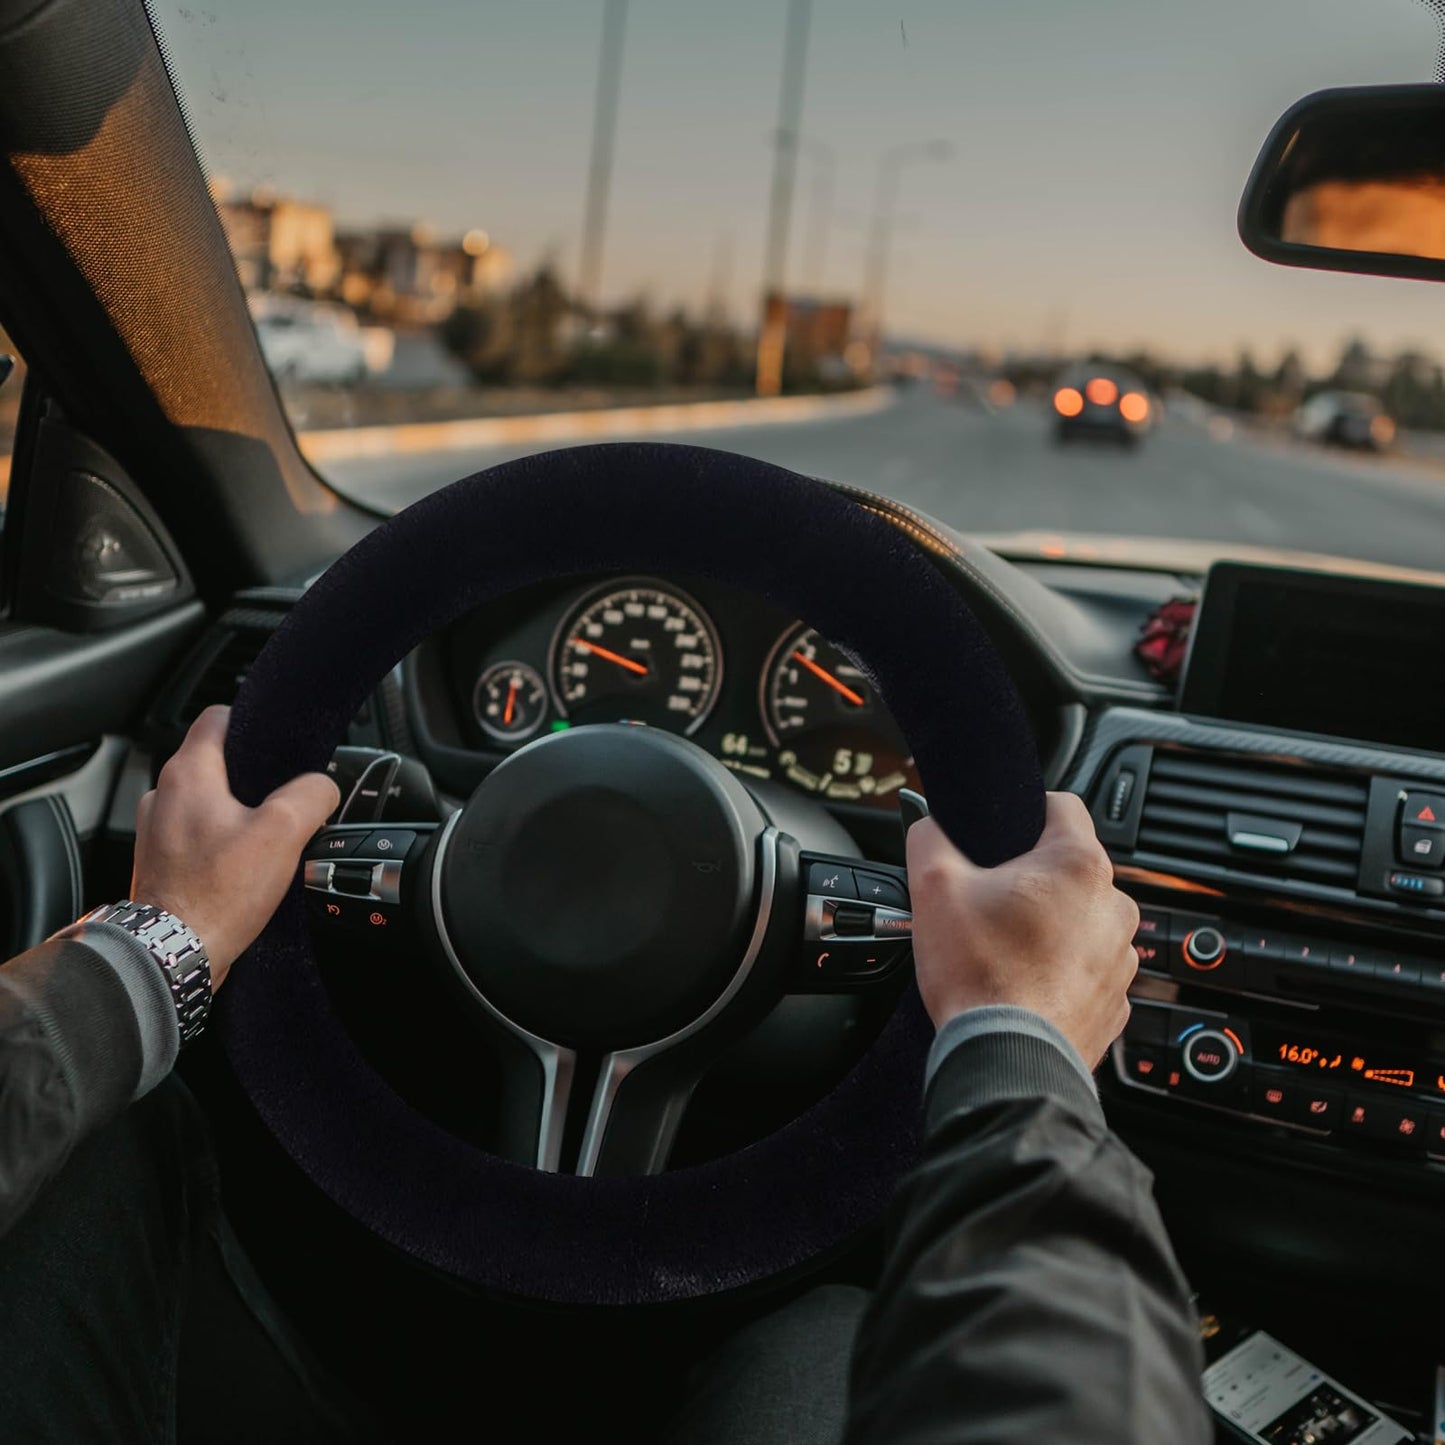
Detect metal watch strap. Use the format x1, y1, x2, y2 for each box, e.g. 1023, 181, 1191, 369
85, 901, 212, 1046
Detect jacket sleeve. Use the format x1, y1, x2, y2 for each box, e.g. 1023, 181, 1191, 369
0, 927, 177, 1240
845, 1030, 1209, 1445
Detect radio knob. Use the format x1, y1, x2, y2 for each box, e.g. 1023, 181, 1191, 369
1181, 1028, 1240, 1084
1183, 926, 1227, 971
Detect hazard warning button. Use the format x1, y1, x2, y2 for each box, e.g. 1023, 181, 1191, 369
1402, 793, 1445, 828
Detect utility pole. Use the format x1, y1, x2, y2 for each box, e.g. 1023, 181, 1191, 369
860, 139, 952, 374
755, 0, 812, 396
797, 136, 836, 294
577, 0, 628, 322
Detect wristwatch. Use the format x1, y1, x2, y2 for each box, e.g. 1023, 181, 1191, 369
83, 900, 212, 1046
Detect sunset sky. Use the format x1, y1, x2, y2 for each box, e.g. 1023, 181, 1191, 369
154, 0, 1445, 370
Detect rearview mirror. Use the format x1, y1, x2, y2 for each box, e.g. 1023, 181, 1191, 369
1239, 84, 1445, 283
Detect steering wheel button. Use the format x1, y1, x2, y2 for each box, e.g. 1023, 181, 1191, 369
305, 830, 365, 860
871, 906, 913, 939
806, 862, 859, 899
360, 829, 416, 860
853, 870, 907, 909
831, 903, 875, 937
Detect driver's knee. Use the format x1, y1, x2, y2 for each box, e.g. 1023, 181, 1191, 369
662, 1283, 871, 1445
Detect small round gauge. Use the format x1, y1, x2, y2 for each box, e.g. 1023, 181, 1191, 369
474, 660, 549, 746
762, 624, 919, 803
550, 580, 722, 735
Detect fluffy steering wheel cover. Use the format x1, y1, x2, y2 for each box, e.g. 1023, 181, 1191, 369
219, 441, 1045, 1304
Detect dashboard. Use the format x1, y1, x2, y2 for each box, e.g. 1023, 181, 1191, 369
140, 508, 1445, 1321
408, 573, 925, 813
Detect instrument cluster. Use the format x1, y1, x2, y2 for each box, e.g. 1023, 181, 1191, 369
435, 574, 920, 811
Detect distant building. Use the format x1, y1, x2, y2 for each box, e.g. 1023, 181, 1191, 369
209, 178, 510, 326
211, 181, 340, 294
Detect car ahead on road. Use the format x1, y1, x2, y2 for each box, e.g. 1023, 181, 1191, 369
1051, 365, 1154, 445
1293, 389, 1396, 451
250, 296, 371, 385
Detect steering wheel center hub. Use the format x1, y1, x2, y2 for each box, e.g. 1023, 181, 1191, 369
436, 724, 766, 1049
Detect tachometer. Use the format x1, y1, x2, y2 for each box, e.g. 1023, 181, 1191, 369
551, 580, 722, 735
762, 624, 918, 801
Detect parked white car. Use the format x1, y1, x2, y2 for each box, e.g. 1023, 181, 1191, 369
250, 299, 371, 384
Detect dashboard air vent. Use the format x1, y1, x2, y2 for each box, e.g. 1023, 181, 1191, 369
173, 618, 278, 725
1136, 750, 1368, 887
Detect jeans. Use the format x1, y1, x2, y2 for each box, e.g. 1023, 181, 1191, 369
0, 1078, 866, 1444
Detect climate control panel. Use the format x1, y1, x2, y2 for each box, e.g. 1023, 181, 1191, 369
1115, 999, 1445, 1156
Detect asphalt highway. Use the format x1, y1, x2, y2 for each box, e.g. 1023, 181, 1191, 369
325, 389, 1445, 575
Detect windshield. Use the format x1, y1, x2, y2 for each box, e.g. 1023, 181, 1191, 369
150, 0, 1445, 573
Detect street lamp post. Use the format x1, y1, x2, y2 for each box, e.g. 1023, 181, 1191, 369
577, 0, 628, 321
755, 0, 813, 397
859, 139, 952, 370
797, 136, 836, 294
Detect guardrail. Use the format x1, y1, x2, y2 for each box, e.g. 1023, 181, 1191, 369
296, 385, 893, 464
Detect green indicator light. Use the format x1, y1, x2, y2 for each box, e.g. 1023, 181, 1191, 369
550, 719, 572, 732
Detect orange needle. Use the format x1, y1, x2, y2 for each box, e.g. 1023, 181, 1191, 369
571, 637, 649, 677
792, 650, 864, 706
503, 679, 518, 726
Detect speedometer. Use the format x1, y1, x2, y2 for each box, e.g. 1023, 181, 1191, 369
762, 624, 918, 802
551, 579, 722, 735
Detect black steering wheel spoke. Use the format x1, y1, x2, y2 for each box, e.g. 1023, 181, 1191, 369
794, 852, 914, 993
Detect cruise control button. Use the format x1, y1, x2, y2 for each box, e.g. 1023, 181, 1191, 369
852, 870, 907, 909
305, 830, 367, 860
360, 830, 416, 860
806, 863, 858, 899
331, 862, 377, 897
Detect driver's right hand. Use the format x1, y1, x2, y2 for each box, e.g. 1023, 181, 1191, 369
906, 792, 1138, 1068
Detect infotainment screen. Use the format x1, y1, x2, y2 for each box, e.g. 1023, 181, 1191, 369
1179, 563, 1445, 752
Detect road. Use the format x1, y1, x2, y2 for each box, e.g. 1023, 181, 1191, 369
325, 389, 1445, 575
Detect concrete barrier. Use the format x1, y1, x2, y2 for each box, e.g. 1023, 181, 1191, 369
0, 387, 889, 506
296, 385, 893, 464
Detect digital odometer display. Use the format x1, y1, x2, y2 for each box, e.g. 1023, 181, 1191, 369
551, 580, 722, 735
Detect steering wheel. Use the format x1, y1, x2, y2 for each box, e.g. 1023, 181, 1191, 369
219, 442, 1044, 1305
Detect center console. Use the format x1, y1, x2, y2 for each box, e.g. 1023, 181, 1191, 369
1076, 562, 1445, 1182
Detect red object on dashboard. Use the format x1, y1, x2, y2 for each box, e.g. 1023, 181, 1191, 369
1135, 597, 1196, 686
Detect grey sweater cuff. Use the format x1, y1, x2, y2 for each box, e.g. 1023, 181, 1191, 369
61, 922, 180, 1099
926, 1004, 1098, 1097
